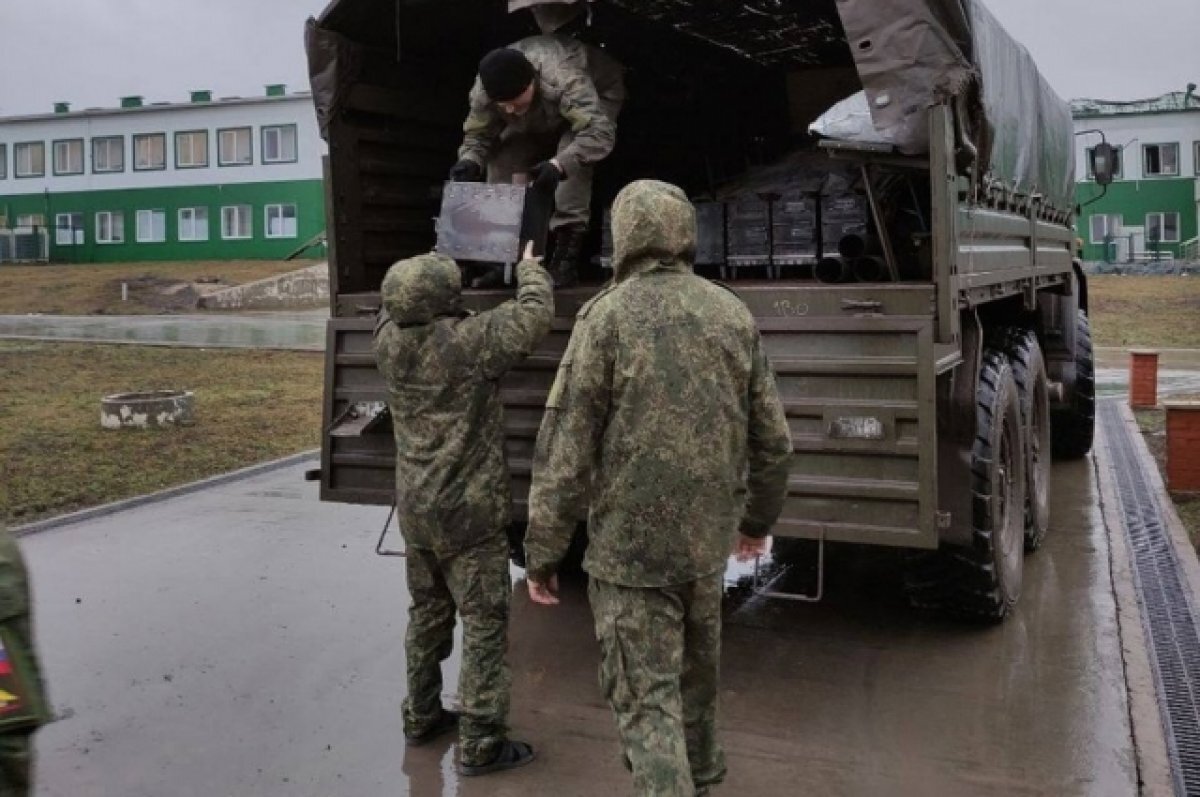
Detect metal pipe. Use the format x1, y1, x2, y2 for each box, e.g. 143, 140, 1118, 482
853, 256, 887, 282
837, 234, 866, 259
814, 257, 850, 284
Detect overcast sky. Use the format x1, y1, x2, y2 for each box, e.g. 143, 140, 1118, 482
2, 0, 1198, 117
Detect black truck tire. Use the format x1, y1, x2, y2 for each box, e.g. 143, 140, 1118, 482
1051, 310, 1095, 460
1005, 328, 1052, 550
906, 346, 1027, 621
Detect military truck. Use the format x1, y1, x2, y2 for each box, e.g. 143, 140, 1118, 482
305, 0, 1100, 620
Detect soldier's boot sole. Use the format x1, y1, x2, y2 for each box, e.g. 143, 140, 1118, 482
458, 739, 535, 776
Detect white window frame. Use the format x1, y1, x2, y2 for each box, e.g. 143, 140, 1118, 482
95, 211, 125, 244
1089, 214, 1122, 245
133, 133, 167, 171
265, 204, 298, 238
175, 130, 209, 169
178, 207, 209, 242
218, 127, 252, 166
1146, 212, 1181, 244
55, 213, 84, 246
53, 139, 84, 176
0, 144, 6, 179
1195, 141, 1200, 176
93, 137, 124, 173
221, 205, 252, 239
135, 209, 167, 243
15, 214, 45, 230
14, 142, 45, 178
262, 125, 298, 164
1086, 145, 1123, 181
1142, 143, 1180, 177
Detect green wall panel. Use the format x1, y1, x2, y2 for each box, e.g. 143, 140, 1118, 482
0, 179, 325, 263
1075, 177, 1198, 261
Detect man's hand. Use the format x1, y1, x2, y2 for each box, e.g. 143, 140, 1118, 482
522, 240, 543, 264
733, 533, 772, 563
530, 160, 564, 193
527, 573, 560, 605
449, 159, 484, 182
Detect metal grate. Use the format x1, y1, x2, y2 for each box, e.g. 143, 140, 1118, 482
1100, 399, 1200, 795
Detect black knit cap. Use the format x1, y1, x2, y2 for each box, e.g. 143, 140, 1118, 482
478, 48, 536, 102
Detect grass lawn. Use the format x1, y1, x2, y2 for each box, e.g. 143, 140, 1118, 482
1134, 408, 1200, 551
0, 341, 323, 525
0, 260, 321, 316
1089, 275, 1200, 349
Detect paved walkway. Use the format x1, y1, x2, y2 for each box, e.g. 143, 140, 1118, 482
22, 453, 1146, 796
0, 312, 327, 351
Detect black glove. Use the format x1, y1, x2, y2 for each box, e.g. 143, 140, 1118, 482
449, 159, 484, 182
530, 160, 564, 193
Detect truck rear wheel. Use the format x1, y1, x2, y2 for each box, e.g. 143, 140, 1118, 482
1051, 310, 1095, 459
1005, 328, 1051, 550
906, 347, 1027, 621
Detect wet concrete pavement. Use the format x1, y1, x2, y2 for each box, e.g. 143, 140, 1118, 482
24, 454, 1138, 796
0, 312, 326, 351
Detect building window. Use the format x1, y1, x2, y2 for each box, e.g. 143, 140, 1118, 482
1143, 143, 1179, 177
262, 125, 298, 164
1195, 142, 1200, 176
1086, 145, 1122, 181
93, 136, 125, 173
265, 204, 298, 238
55, 213, 84, 246
96, 211, 125, 244
175, 131, 208, 169
15, 214, 45, 230
0, 144, 6, 179
14, 142, 45, 178
52, 139, 84, 176
133, 133, 166, 171
221, 205, 252, 239
178, 207, 209, 241
1089, 213, 1122, 244
1146, 212, 1181, 244
136, 210, 167, 243
218, 127, 252, 166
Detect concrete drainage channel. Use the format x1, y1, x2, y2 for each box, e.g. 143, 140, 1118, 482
1099, 399, 1200, 794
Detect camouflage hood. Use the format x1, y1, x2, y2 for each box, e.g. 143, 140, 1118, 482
611, 179, 696, 281
380, 253, 463, 326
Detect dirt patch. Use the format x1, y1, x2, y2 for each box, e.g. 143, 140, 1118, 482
0, 260, 319, 316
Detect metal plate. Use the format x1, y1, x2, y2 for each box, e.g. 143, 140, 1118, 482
435, 182, 526, 263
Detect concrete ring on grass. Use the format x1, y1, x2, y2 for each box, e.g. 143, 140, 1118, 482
100, 390, 195, 430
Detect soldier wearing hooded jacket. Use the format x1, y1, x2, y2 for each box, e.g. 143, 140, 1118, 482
0, 526, 48, 797
449, 3, 625, 289
373, 247, 553, 775
524, 179, 794, 796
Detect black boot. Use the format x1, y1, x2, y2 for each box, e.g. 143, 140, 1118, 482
549, 226, 586, 288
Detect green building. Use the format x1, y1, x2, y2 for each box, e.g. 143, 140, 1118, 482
0, 86, 325, 263
1073, 89, 1200, 263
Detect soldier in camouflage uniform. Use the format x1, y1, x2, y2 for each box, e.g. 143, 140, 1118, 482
524, 180, 794, 795
0, 526, 49, 797
373, 248, 553, 775
449, 11, 625, 288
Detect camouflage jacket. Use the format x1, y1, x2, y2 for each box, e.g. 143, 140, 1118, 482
525, 181, 794, 587
458, 34, 624, 177
374, 255, 553, 555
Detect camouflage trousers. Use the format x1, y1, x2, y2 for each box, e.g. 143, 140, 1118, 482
589, 572, 727, 797
0, 617, 46, 797
404, 533, 512, 766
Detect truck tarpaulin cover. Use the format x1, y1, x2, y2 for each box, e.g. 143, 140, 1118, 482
837, 0, 1074, 211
